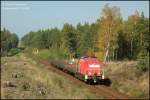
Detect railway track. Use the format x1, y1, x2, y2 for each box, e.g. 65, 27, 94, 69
40, 60, 130, 99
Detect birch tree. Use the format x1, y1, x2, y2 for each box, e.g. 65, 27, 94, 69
97, 4, 122, 62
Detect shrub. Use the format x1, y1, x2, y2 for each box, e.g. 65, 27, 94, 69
36, 48, 69, 61
137, 51, 149, 72
8, 48, 21, 56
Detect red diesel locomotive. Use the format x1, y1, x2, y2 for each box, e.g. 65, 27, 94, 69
51, 56, 105, 83
75, 56, 104, 83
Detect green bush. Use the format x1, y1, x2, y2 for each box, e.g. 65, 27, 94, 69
38, 48, 69, 60
137, 51, 149, 72
23, 47, 69, 61
8, 48, 21, 56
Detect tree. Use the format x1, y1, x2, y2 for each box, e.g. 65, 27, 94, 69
31, 30, 46, 49
62, 23, 77, 58
127, 11, 140, 59
1, 28, 19, 56
50, 28, 62, 48
10, 33, 19, 48
116, 30, 129, 60
136, 12, 149, 53
90, 20, 100, 53
21, 31, 35, 47
136, 12, 149, 72
76, 22, 99, 57
97, 4, 122, 61
80, 23, 92, 54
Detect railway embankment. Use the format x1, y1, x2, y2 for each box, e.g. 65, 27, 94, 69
24, 49, 149, 99
1, 53, 103, 99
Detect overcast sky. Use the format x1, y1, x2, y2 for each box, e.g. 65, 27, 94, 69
1, 1, 149, 39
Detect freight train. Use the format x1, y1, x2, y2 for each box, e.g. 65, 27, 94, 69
51, 56, 105, 83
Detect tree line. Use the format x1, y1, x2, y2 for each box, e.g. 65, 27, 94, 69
21, 4, 149, 63
1, 4, 148, 71
1, 28, 19, 56
21, 22, 100, 58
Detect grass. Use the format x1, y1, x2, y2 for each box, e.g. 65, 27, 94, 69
6, 48, 149, 99
1, 54, 103, 99
104, 61, 149, 99
23, 48, 149, 99
24, 48, 69, 61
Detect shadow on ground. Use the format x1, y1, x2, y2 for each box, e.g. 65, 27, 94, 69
87, 78, 112, 86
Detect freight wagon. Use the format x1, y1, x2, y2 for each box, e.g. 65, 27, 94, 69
51, 56, 105, 83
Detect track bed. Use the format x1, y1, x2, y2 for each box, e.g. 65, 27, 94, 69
41, 60, 130, 99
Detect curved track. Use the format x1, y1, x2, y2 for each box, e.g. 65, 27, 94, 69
40, 60, 130, 99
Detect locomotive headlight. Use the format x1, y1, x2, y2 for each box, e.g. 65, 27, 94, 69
85, 75, 88, 80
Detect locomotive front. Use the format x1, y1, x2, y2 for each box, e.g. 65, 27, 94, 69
79, 56, 104, 83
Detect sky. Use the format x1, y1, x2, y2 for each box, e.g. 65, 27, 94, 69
1, 1, 149, 39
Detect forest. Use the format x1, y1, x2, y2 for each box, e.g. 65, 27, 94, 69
1, 28, 19, 56
1, 4, 149, 72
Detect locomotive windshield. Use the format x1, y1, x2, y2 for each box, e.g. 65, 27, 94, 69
80, 57, 100, 63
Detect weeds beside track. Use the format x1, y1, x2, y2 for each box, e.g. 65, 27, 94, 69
41, 60, 130, 99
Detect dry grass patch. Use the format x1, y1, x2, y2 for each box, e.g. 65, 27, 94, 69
1, 54, 103, 99
104, 61, 149, 99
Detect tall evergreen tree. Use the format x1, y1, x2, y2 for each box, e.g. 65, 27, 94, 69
62, 23, 77, 57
